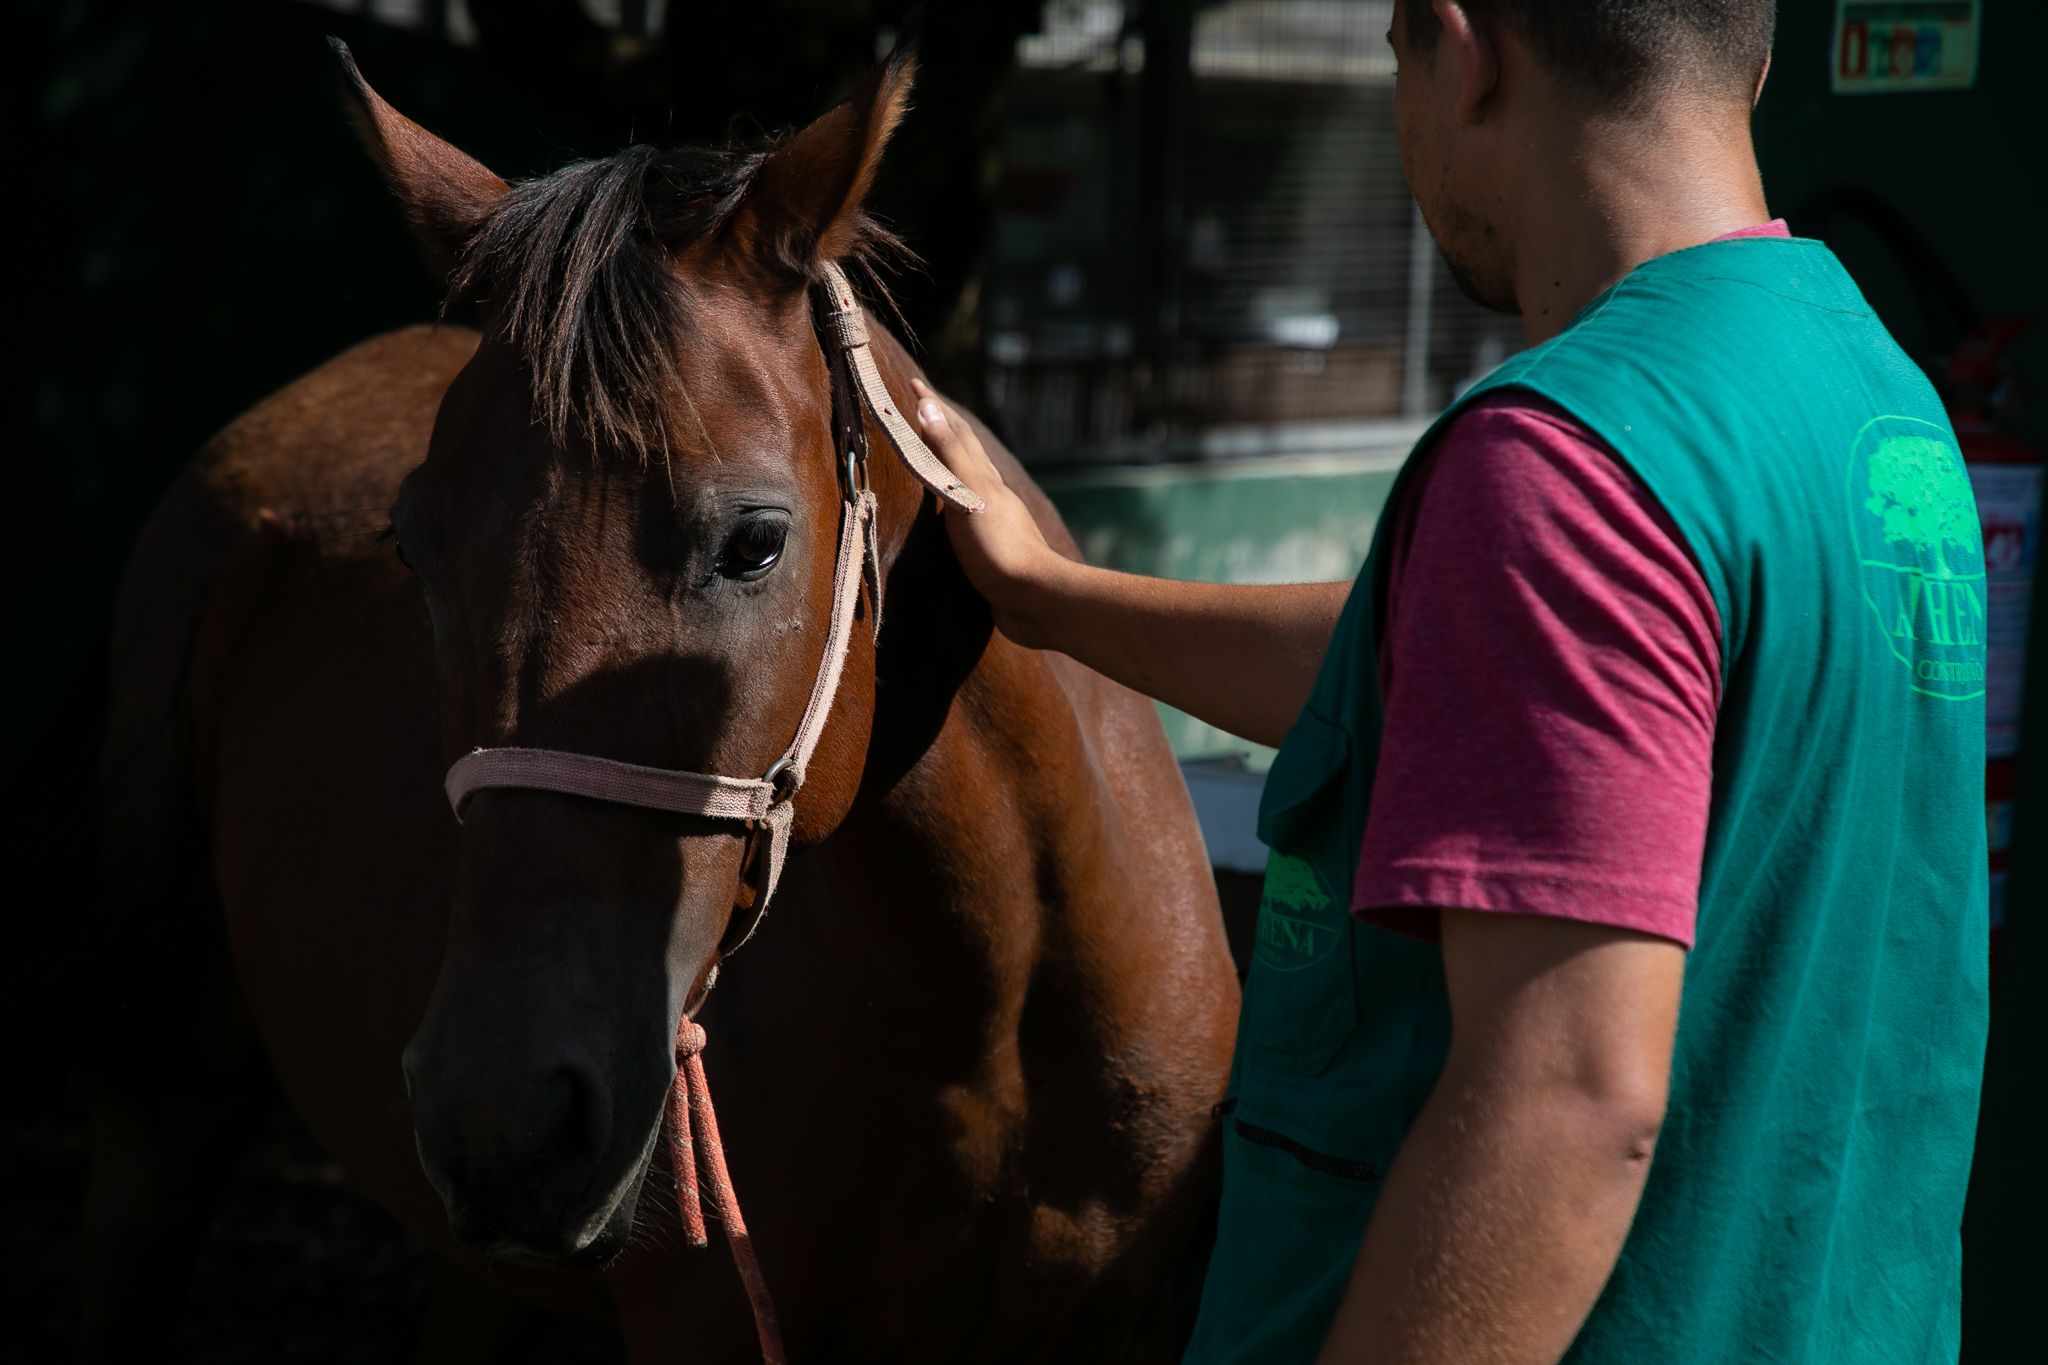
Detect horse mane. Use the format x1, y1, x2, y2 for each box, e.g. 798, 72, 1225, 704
448, 137, 902, 454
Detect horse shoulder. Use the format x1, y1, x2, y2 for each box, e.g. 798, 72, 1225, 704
99, 326, 464, 887
904, 351, 1233, 1032
194, 323, 478, 524
106, 323, 475, 820
857, 316, 1235, 1025
856, 320, 1238, 1214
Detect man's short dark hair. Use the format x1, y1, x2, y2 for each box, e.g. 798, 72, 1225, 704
1405, 0, 1777, 111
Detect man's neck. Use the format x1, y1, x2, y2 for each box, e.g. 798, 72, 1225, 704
1507, 98, 1771, 345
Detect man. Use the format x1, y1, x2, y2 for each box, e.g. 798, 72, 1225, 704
909, 0, 1987, 1361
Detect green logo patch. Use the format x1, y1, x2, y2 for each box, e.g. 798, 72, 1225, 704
1254, 851, 1342, 973
1847, 416, 1987, 700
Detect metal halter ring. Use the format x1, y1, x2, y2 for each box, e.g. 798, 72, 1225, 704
762, 756, 798, 803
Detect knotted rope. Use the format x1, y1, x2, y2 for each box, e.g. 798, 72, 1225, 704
666, 1019, 786, 1365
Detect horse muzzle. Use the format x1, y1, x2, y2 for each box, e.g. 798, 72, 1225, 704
401, 1032, 657, 1268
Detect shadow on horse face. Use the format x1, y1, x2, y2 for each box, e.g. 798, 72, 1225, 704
335, 34, 915, 1269
402, 719, 749, 1269
391, 330, 845, 1264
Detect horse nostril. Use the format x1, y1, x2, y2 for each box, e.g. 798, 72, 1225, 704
539, 1064, 609, 1180
399, 1039, 428, 1102
405, 1045, 615, 1203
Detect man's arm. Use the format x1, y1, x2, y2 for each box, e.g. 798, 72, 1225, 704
1318, 910, 1684, 1364
912, 382, 1348, 749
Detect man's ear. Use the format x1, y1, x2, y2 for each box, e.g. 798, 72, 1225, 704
1433, 0, 1501, 126
329, 37, 508, 281
730, 38, 917, 281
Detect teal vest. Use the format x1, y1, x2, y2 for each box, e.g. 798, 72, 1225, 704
1185, 238, 1989, 1365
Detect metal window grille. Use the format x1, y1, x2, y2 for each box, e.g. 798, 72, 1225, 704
990, 0, 1522, 466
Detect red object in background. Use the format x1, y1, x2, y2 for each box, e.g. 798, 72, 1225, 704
1951, 319, 2041, 986
1840, 20, 1869, 78
1987, 758, 2014, 989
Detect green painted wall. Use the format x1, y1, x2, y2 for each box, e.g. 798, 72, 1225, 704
1042, 456, 1403, 769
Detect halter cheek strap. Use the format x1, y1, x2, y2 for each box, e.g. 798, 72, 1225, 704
441, 261, 982, 951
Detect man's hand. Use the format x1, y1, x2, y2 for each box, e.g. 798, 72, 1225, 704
910, 380, 1351, 749
909, 378, 1072, 648
1317, 911, 1684, 1364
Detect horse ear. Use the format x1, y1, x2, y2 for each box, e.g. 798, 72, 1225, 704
329, 37, 507, 281
735, 40, 917, 281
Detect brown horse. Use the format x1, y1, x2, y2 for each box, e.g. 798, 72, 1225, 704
74, 39, 1238, 1363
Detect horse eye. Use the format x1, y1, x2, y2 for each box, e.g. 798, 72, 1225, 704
377, 521, 413, 571
718, 518, 788, 579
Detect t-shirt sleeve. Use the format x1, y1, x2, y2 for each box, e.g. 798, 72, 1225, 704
1352, 393, 1722, 948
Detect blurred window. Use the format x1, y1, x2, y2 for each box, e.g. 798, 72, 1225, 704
991, 0, 1521, 466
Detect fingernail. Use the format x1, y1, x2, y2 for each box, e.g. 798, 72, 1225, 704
919, 401, 947, 426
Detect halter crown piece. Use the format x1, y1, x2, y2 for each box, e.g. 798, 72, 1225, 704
441, 261, 983, 943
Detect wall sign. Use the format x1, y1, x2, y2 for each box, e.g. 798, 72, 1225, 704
1832, 0, 1981, 94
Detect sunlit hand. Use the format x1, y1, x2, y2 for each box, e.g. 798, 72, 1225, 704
911, 377, 1072, 648
910, 379, 1346, 744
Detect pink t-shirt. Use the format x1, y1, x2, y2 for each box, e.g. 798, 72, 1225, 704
1350, 223, 1787, 947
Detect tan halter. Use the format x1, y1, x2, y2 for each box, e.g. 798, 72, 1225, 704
442, 261, 983, 948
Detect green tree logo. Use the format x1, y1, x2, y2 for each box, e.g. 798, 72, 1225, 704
1263, 852, 1331, 914
1863, 435, 1981, 578
1848, 416, 1986, 702
1254, 852, 1340, 972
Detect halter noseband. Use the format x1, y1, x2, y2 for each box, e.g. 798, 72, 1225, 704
440, 261, 983, 950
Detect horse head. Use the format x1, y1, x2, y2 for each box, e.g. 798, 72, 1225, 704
335, 40, 918, 1269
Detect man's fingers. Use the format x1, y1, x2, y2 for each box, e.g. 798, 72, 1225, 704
907, 377, 1058, 623
912, 378, 1001, 492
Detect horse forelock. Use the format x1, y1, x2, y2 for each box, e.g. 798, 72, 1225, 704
446, 135, 903, 460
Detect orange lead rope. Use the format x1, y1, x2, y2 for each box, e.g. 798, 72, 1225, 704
667, 1019, 787, 1364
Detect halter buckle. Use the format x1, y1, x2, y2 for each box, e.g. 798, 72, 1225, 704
762, 756, 799, 804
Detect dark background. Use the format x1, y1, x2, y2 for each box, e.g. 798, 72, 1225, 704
8, 0, 1051, 774
8, 0, 2044, 1356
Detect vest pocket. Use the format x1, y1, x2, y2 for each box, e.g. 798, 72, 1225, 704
1256, 711, 1352, 851
1243, 714, 1358, 1076
1241, 857, 1359, 1075
1222, 1101, 1385, 1183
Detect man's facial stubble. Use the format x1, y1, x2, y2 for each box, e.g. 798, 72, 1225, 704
1394, 1, 1520, 318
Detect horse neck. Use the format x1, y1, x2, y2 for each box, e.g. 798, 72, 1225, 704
718, 428, 1235, 1178
798, 331, 1188, 1044
819, 471, 1111, 1019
